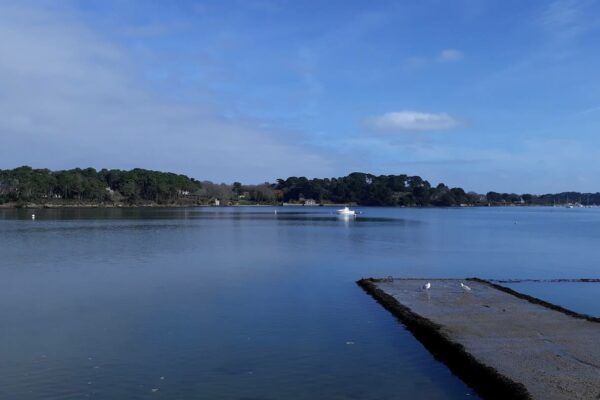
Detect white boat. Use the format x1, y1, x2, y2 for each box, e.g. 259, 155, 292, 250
336, 206, 356, 216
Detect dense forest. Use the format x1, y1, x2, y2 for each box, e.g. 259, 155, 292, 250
1, 167, 599, 207
275, 174, 600, 206
275, 173, 472, 206
0, 166, 202, 205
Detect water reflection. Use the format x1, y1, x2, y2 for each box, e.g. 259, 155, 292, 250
0, 206, 403, 223
2, 206, 600, 399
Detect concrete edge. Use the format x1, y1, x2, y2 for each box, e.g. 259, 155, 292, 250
356, 278, 532, 400
492, 278, 600, 283
468, 278, 600, 323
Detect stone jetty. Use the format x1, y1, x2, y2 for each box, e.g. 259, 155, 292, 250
358, 278, 600, 400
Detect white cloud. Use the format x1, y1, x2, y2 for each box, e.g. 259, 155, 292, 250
367, 111, 462, 132
0, 3, 335, 183
438, 49, 464, 62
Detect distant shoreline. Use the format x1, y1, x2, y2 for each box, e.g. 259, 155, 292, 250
0, 202, 209, 209
0, 201, 573, 209
2, 167, 597, 209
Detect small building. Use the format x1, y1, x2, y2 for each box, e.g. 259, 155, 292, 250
304, 199, 318, 206
211, 198, 220, 206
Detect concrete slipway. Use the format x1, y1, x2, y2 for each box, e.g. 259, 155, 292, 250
357, 278, 600, 400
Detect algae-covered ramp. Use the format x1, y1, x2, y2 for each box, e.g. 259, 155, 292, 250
358, 278, 600, 400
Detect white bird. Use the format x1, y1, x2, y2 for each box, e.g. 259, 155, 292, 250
460, 282, 471, 291
422, 282, 431, 290
31, 214, 35, 220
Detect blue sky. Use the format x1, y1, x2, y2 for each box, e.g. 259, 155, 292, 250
1, 0, 600, 193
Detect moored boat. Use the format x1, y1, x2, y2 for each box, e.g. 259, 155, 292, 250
336, 206, 356, 216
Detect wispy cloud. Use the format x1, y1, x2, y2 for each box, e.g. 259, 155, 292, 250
403, 48, 464, 70
0, 3, 335, 182
538, 0, 590, 40
576, 105, 600, 115
438, 49, 464, 62
402, 56, 430, 70
367, 111, 462, 132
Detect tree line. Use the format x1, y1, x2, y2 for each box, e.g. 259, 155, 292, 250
1, 167, 598, 207
274, 173, 600, 206
274, 173, 472, 206
0, 166, 201, 205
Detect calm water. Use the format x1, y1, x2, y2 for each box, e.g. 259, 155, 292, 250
502, 282, 600, 317
1, 206, 599, 399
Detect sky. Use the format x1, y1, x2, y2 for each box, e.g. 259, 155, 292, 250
1, 0, 600, 193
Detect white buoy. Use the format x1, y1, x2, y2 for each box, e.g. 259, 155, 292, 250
460, 282, 471, 291
422, 282, 431, 290
31, 214, 35, 220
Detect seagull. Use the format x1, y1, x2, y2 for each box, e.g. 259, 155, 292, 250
460, 282, 471, 292
422, 282, 431, 290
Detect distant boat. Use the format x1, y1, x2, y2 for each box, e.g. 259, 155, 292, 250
336, 206, 356, 216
